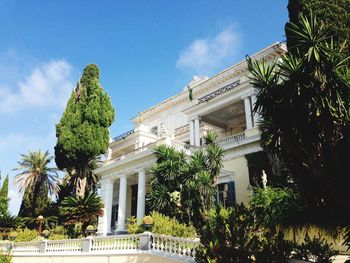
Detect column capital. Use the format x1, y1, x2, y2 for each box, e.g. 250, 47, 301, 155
241, 93, 251, 100
136, 167, 147, 173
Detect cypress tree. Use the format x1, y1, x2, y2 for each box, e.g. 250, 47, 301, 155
55, 64, 115, 195
0, 174, 9, 216
0, 174, 9, 200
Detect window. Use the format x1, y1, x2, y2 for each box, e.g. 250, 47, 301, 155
215, 181, 236, 208
150, 126, 158, 136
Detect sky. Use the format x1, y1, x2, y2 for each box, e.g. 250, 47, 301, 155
0, 1, 289, 215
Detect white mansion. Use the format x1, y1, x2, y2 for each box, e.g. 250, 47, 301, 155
96, 42, 287, 235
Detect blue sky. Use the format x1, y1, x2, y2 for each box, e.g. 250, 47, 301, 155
0, 1, 288, 214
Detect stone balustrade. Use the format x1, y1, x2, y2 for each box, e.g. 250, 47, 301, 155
1, 233, 200, 262
217, 131, 246, 146
152, 234, 198, 261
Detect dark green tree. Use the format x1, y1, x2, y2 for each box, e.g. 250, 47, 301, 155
55, 64, 115, 196
0, 174, 9, 215
286, 0, 350, 53
248, 15, 350, 226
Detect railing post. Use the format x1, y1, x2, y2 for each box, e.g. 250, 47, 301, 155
139, 232, 152, 251
39, 240, 47, 253
81, 237, 92, 253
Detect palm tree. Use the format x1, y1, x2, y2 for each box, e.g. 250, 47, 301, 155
59, 192, 103, 233
65, 154, 102, 197
14, 150, 59, 217
247, 14, 350, 226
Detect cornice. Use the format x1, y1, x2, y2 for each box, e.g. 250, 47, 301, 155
130, 42, 286, 123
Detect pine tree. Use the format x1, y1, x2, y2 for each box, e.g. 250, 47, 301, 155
55, 64, 115, 195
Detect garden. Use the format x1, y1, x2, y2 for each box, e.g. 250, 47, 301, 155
1, 0, 350, 263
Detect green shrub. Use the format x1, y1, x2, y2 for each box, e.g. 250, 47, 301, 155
0, 253, 12, 263
127, 212, 196, 238
250, 187, 300, 229
292, 235, 338, 263
255, 231, 294, 263
196, 204, 259, 263
127, 217, 141, 234
150, 211, 196, 238
14, 228, 38, 242
196, 204, 294, 263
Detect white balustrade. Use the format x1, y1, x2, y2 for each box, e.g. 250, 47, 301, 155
151, 234, 199, 261
12, 241, 40, 254
90, 235, 139, 252
46, 239, 82, 253
8, 234, 200, 261
217, 131, 246, 146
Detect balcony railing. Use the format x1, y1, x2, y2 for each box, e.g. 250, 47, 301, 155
1, 233, 200, 262
217, 131, 246, 146
111, 129, 135, 143
109, 137, 196, 164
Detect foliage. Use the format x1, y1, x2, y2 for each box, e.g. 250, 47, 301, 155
150, 211, 196, 238
14, 150, 58, 218
13, 228, 38, 242
344, 226, 350, 251
196, 205, 260, 263
292, 235, 338, 263
147, 131, 223, 228
59, 192, 103, 232
250, 187, 300, 229
0, 253, 12, 263
286, 0, 350, 53
0, 175, 9, 215
127, 217, 140, 234
127, 212, 196, 238
248, 14, 350, 226
255, 231, 294, 263
55, 64, 115, 196
0, 215, 18, 233
47, 225, 68, 240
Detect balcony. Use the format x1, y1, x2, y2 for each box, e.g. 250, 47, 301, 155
106, 137, 196, 165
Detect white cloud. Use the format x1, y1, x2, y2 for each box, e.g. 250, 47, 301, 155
176, 25, 242, 74
0, 59, 74, 113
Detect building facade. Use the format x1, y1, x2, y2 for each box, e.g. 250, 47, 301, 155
96, 42, 287, 235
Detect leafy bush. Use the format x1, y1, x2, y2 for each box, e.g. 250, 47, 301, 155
0, 253, 12, 263
14, 228, 38, 242
196, 205, 294, 263
127, 212, 196, 238
292, 235, 338, 263
255, 231, 294, 263
196, 205, 259, 262
127, 217, 141, 234
250, 187, 300, 228
150, 211, 196, 238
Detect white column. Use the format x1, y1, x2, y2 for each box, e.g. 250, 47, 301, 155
189, 120, 195, 146
251, 93, 260, 127
243, 96, 253, 130
98, 178, 114, 235
137, 169, 146, 221
117, 175, 127, 232
194, 117, 200, 147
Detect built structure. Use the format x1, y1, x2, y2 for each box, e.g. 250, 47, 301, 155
96, 42, 287, 235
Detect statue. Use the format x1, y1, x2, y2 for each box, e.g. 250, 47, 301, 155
138, 111, 143, 124
262, 170, 268, 189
